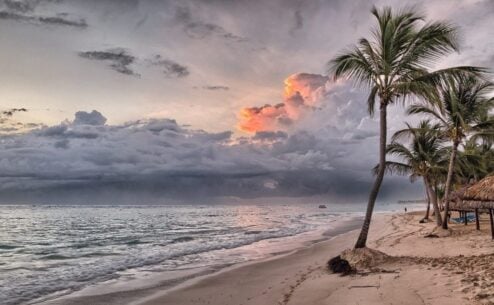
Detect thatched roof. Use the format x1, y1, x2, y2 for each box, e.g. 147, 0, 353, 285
449, 176, 494, 210
449, 199, 494, 211
462, 176, 494, 201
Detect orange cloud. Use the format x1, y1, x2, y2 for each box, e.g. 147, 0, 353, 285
239, 103, 286, 133
238, 73, 328, 133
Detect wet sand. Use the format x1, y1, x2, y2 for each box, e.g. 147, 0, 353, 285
42, 211, 494, 305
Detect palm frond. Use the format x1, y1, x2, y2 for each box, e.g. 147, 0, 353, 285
372, 161, 412, 176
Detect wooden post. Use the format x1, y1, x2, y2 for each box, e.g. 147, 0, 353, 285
489, 209, 494, 240
475, 208, 480, 230
464, 211, 468, 225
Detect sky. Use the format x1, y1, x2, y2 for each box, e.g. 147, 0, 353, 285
0, 0, 493, 204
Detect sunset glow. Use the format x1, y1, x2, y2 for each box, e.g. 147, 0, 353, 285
238, 73, 328, 133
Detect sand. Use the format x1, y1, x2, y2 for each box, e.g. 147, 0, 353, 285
42, 211, 494, 305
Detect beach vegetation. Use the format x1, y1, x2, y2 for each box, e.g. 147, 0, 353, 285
328, 5, 481, 247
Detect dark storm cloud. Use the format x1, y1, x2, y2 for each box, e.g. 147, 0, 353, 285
0, 168, 419, 204
0, 103, 417, 203
0, 79, 427, 204
78, 49, 138, 76
148, 55, 190, 78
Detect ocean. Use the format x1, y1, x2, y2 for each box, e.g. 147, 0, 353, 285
0, 203, 418, 305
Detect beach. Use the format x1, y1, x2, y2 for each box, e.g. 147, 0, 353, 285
39, 210, 494, 305
4, 2, 494, 305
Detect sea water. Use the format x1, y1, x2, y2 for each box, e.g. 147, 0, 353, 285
0, 203, 417, 305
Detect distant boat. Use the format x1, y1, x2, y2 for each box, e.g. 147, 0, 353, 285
318, 204, 327, 209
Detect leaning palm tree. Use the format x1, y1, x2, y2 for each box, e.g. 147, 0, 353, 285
408, 75, 494, 229
328, 6, 481, 248
382, 120, 446, 226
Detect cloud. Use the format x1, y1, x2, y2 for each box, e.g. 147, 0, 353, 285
238, 73, 331, 132
0, 0, 459, 203
0, 11, 88, 27
0, 102, 422, 204
174, 6, 248, 44
78, 50, 190, 78
290, 8, 303, 36
0, 0, 88, 28
252, 131, 288, 141
39, 15, 87, 27
202, 85, 229, 91
34, 111, 106, 140
148, 55, 190, 78
0, 108, 39, 134
36, 124, 100, 139
54, 138, 69, 149
239, 103, 288, 133
2, 107, 27, 118
78, 48, 138, 76
73, 110, 107, 126
4, 0, 35, 13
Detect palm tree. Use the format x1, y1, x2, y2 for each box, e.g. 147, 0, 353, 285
328, 6, 480, 248
456, 139, 487, 183
408, 76, 494, 229
382, 120, 446, 226
456, 138, 494, 184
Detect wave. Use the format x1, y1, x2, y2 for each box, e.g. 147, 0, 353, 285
244, 230, 262, 235
0, 244, 20, 250
124, 239, 151, 246
41, 254, 72, 260
74, 242, 104, 249
171, 236, 194, 243
1, 204, 350, 305
79, 252, 119, 258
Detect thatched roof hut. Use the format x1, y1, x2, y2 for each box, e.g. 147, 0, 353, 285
448, 175, 494, 238
462, 176, 494, 202
449, 176, 494, 210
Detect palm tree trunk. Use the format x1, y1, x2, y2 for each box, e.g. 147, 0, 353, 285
424, 180, 431, 220
425, 176, 442, 226
434, 182, 442, 211
354, 103, 387, 249
442, 140, 459, 230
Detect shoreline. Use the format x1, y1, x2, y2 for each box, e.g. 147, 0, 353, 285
40, 210, 494, 305
37, 215, 365, 305
141, 211, 494, 305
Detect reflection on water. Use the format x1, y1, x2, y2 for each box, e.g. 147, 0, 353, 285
0, 204, 353, 305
